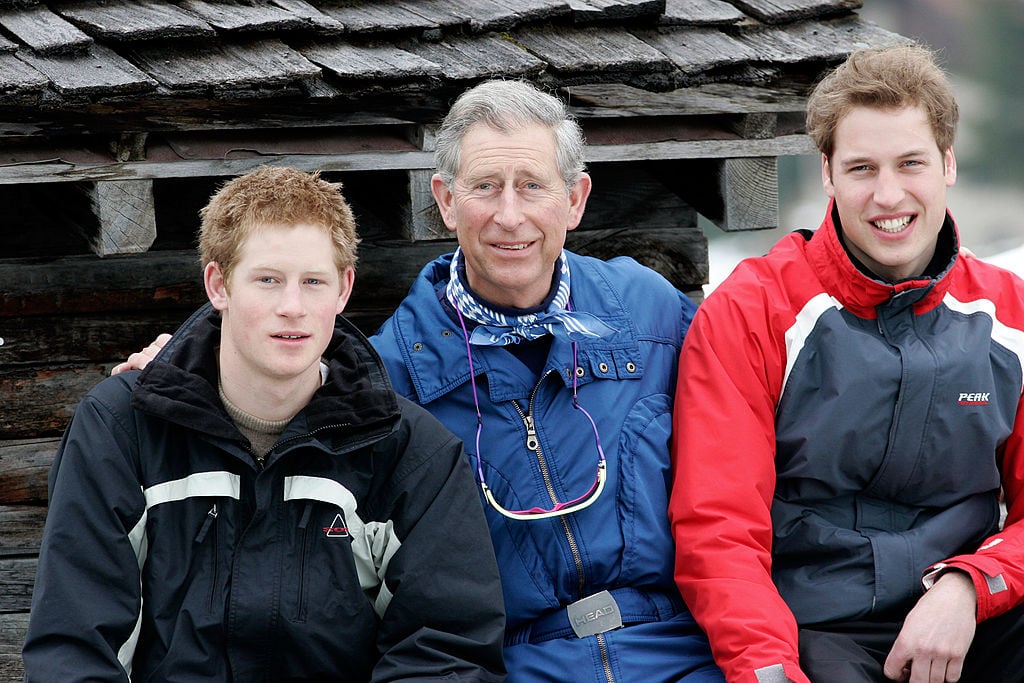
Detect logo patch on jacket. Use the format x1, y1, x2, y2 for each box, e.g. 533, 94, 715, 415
323, 512, 349, 538
958, 392, 990, 406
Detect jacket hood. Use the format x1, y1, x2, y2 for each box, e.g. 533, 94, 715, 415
809, 199, 960, 318
131, 303, 399, 446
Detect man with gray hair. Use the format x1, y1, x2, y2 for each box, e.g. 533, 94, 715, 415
371, 80, 722, 681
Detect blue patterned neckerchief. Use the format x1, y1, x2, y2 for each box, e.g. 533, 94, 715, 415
444, 248, 617, 346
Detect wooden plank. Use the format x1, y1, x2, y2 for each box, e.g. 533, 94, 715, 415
392, 0, 465, 29
177, 0, 316, 33
633, 26, 759, 76
53, 0, 216, 42
568, 227, 707, 292
0, 612, 28, 655
17, 43, 156, 96
567, 82, 807, 117
680, 156, 780, 231
737, 15, 908, 64
0, 440, 58, 506
269, 0, 345, 33
403, 169, 445, 240
88, 180, 157, 256
318, 2, 439, 34
0, 53, 47, 96
0, 137, 814, 186
457, 0, 571, 33
0, 6, 91, 55
513, 25, 674, 75
128, 38, 320, 91
300, 40, 443, 81
0, 365, 110, 439
728, 0, 861, 24
569, 0, 666, 22
0, 507, 47, 554
661, 0, 745, 26
404, 32, 546, 81
0, 558, 36, 613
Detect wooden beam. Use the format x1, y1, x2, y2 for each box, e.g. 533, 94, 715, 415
0, 507, 46, 556
0, 440, 57, 506
86, 180, 158, 256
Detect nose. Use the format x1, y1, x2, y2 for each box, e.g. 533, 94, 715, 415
872, 166, 906, 208
276, 282, 306, 317
493, 185, 525, 229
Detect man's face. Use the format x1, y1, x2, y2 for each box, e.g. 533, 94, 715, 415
432, 123, 591, 309
823, 104, 956, 282
205, 222, 353, 389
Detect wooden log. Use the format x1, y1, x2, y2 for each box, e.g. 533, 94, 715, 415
0, 440, 57, 506
0, 612, 27, 654
0, 507, 46, 557
0, 558, 35, 614
0, 365, 108, 439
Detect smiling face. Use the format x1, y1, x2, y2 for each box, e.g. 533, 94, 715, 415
205, 222, 353, 400
823, 104, 957, 282
431, 122, 591, 309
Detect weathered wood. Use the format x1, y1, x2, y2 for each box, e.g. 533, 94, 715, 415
0, 507, 47, 555
514, 25, 674, 76
404, 169, 445, 240
403, 32, 546, 81
54, 0, 217, 42
681, 156, 780, 231
301, 39, 443, 81
0, 440, 57, 506
0, 5, 92, 55
661, 0, 745, 26
0, 653, 24, 682
16, 43, 157, 96
87, 180, 158, 256
729, 0, 861, 24
569, 0, 665, 21
318, 2, 438, 34
0, 365, 109, 439
633, 26, 759, 77
0, 136, 813, 186
177, 0, 319, 33
0, 559, 35, 613
0, 53, 48, 98
0, 612, 27, 654
567, 82, 808, 118
568, 227, 707, 291
127, 38, 320, 92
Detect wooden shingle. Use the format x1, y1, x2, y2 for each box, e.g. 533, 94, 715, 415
514, 25, 674, 75
568, 0, 665, 22
457, 0, 571, 33
177, 0, 327, 34
18, 43, 155, 96
53, 0, 215, 42
300, 39, 442, 81
128, 38, 320, 91
317, 1, 438, 34
660, 0, 745, 26
0, 6, 91, 55
635, 27, 759, 77
0, 52, 47, 95
738, 15, 906, 64
728, 0, 862, 25
404, 32, 546, 81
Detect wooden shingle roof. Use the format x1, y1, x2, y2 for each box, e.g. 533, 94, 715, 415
0, 0, 903, 124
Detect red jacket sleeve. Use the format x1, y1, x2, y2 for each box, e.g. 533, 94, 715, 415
669, 276, 811, 683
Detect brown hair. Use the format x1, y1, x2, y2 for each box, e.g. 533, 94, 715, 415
806, 44, 959, 159
198, 166, 358, 285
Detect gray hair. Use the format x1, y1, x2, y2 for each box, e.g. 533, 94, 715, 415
434, 80, 587, 190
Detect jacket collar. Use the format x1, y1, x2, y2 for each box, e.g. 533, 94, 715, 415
809, 199, 960, 318
132, 303, 399, 451
391, 252, 642, 405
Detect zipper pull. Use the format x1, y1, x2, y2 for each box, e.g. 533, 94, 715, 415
194, 503, 218, 544
523, 414, 539, 452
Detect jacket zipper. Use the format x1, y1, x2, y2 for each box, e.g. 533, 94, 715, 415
194, 503, 220, 610
513, 373, 587, 598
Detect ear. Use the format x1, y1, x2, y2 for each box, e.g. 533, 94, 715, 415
336, 267, 355, 314
566, 172, 593, 232
821, 154, 836, 198
943, 147, 957, 187
204, 261, 229, 311
431, 174, 458, 233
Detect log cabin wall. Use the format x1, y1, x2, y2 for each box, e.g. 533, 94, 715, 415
0, 0, 906, 676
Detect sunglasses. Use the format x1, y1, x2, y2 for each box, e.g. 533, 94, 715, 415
454, 303, 607, 521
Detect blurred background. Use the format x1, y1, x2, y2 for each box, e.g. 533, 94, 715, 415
705, 0, 1024, 293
